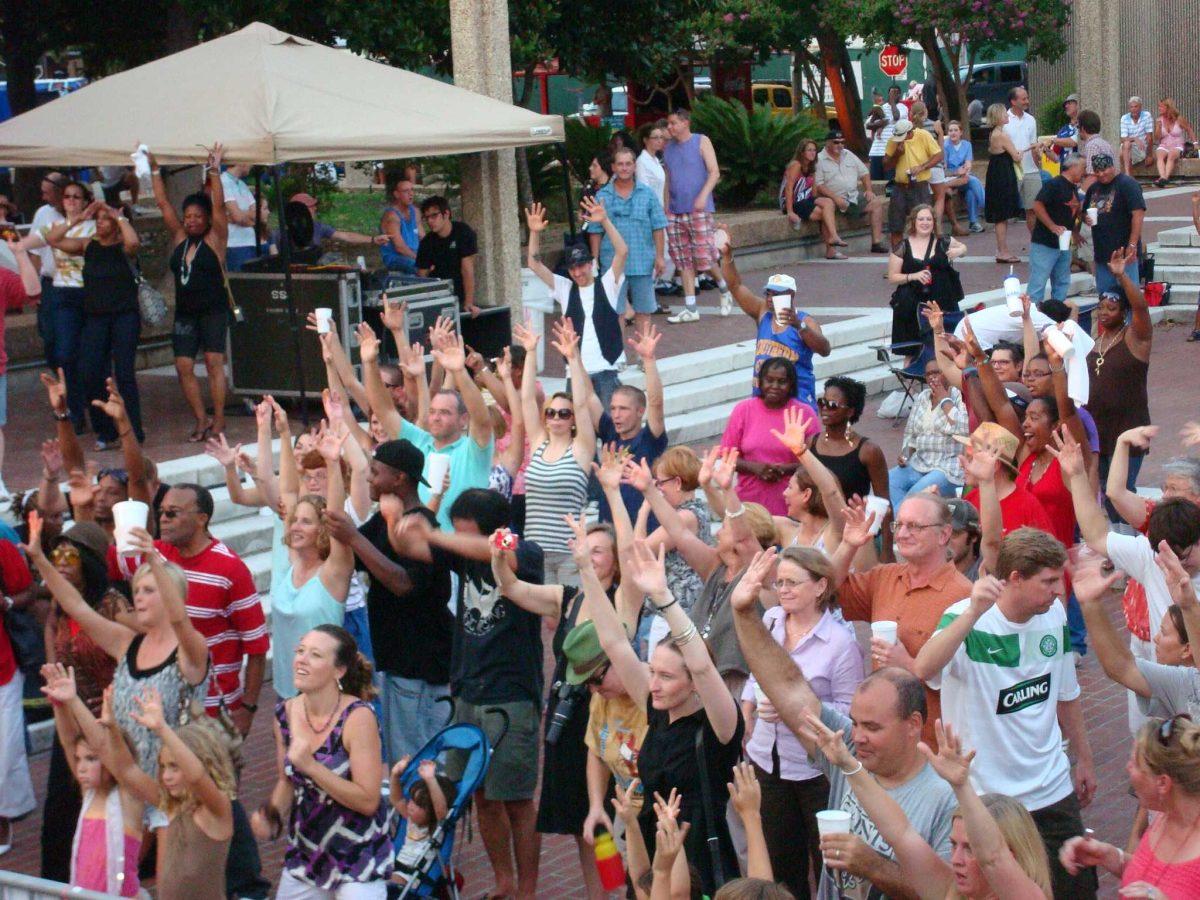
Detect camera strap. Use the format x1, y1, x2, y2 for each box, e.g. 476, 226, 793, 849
549, 586, 588, 695
694, 726, 727, 888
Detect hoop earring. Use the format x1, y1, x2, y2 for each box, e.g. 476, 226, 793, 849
337, 678, 343, 692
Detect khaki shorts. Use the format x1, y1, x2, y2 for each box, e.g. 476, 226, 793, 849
1129, 143, 1147, 164
1019, 173, 1043, 210
450, 698, 540, 801
888, 181, 933, 233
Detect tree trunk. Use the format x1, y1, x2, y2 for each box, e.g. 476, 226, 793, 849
0, 0, 48, 215
818, 29, 865, 153
920, 33, 963, 126
790, 50, 804, 114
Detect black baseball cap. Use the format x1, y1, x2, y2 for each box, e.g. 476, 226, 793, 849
825, 128, 844, 142
374, 439, 430, 486
565, 244, 593, 267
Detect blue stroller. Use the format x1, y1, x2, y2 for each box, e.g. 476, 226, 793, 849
390, 709, 509, 900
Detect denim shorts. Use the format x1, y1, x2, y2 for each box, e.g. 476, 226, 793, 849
617, 274, 658, 314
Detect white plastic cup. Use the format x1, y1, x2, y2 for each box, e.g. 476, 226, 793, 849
1058, 229, 1072, 251
871, 620, 899, 645
753, 682, 769, 706
714, 228, 729, 253
1043, 325, 1074, 358
315, 307, 333, 334
1003, 275, 1023, 314
112, 500, 149, 557
772, 293, 790, 324
1086, 207, 1098, 226
816, 810, 851, 835
864, 495, 890, 536
425, 453, 451, 492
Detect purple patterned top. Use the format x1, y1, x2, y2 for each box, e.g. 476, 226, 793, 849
278, 699, 393, 888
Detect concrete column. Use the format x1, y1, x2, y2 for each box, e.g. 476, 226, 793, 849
1076, 0, 1122, 144
450, 0, 522, 316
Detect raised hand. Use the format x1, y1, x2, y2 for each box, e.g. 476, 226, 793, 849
397, 342, 426, 378
524, 202, 549, 233
627, 539, 669, 601
267, 395, 290, 436
431, 332, 466, 373
91, 377, 128, 422
254, 397, 274, 432
321, 388, 345, 426
712, 447, 739, 492
697, 445, 720, 488
40, 662, 77, 704
1046, 424, 1084, 479
511, 319, 541, 354
919, 300, 945, 333
1180, 421, 1200, 449
960, 315, 984, 363
727, 761, 762, 821
1119, 425, 1158, 452
800, 709, 857, 771
381, 299, 407, 334
464, 344, 485, 373
770, 405, 813, 457
67, 468, 97, 511
130, 686, 167, 732
627, 323, 662, 361
40, 367, 68, 414
355, 322, 379, 364
316, 420, 347, 462
840, 496, 876, 549
918, 720, 974, 788
417, 759, 437, 782
1071, 558, 1123, 606
40, 439, 64, 477
592, 444, 627, 493
22, 510, 44, 560
550, 317, 579, 360
206, 433, 238, 468
959, 443, 998, 484
939, 334, 971, 371
428, 315, 456, 351
969, 574, 1003, 615
621, 456, 654, 494
652, 815, 691, 873
580, 195, 607, 225
1107, 245, 1136, 276
208, 141, 225, 171
564, 514, 592, 570
730, 548, 776, 613
1156, 540, 1199, 610
610, 777, 641, 827
495, 347, 513, 382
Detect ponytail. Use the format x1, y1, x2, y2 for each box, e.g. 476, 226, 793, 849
312, 624, 376, 700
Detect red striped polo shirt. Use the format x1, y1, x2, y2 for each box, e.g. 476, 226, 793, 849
108, 538, 269, 711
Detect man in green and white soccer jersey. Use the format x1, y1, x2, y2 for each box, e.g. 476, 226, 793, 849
913, 527, 1098, 900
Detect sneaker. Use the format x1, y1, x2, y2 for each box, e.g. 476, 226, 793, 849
719, 290, 734, 316
968, 221, 984, 233
667, 307, 700, 324
697, 274, 718, 290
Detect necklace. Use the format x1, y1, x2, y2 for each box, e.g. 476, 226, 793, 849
1092, 326, 1126, 377
820, 428, 856, 448
302, 690, 341, 734
179, 237, 201, 286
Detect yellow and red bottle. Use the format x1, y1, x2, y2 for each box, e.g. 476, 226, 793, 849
593, 831, 625, 891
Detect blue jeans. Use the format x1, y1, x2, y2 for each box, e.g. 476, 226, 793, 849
888, 464, 958, 513
224, 245, 261, 272
81, 309, 143, 443
957, 176, 985, 224
1066, 592, 1088, 655
1094, 258, 1139, 296
37, 277, 58, 364
590, 368, 622, 412
380, 673, 449, 764
1028, 243, 1072, 303
54, 286, 87, 427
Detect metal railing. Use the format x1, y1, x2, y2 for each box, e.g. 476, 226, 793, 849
0, 871, 117, 900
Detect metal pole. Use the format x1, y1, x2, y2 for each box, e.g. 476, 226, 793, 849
252, 169, 262, 259
271, 165, 310, 426
555, 143, 577, 239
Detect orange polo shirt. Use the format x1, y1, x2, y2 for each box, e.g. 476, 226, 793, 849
837, 561, 972, 747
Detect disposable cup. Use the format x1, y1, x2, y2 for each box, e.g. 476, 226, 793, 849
864, 495, 890, 536
1003, 275, 1023, 314
425, 453, 451, 492
1043, 325, 1074, 358
112, 500, 149, 556
315, 307, 333, 334
713, 228, 729, 253
816, 810, 851, 835
871, 620, 899, 645
772, 294, 790, 323
1086, 207, 1098, 226
1058, 229, 1072, 251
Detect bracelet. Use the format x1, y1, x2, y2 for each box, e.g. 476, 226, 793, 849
653, 595, 679, 614
725, 505, 746, 519
840, 760, 864, 777
53, 410, 70, 422
242, 701, 258, 713
672, 623, 700, 646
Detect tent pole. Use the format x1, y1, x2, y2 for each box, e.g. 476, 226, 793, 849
272, 164, 310, 427
252, 169, 262, 258
556, 142, 576, 240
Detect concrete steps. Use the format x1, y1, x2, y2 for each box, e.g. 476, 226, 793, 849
1150, 226, 1200, 307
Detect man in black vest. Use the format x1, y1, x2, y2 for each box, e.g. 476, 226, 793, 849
525, 198, 628, 409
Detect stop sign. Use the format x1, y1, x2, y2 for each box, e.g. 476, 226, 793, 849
879, 45, 907, 79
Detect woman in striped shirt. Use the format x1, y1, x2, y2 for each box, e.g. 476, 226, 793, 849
513, 318, 594, 584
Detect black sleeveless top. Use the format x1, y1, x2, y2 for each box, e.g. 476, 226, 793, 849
82, 240, 137, 316
809, 436, 875, 501
169, 237, 225, 316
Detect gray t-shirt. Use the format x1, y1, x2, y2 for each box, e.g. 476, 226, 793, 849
1134, 658, 1200, 720
815, 705, 957, 900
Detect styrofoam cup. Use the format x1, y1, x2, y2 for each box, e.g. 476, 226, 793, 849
871, 620, 899, 645
112, 500, 149, 556
1003, 275, 1023, 314
425, 453, 451, 492
1086, 207, 1098, 226
315, 307, 333, 334
1043, 325, 1074, 358
772, 294, 790, 322
714, 229, 729, 253
864, 495, 890, 536
816, 810, 851, 835
1058, 229, 1072, 251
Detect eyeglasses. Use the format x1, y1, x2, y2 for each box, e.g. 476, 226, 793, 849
890, 521, 943, 534
545, 408, 574, 420
585, 663, 611, 687
1024, 369, 1052, 379
1158, 713, 1192, 746
653, 476, 679, 488
50, 545, 81, 565
817, 398, 848, 410
772, 577, 816, 590
423, 211, 443, 223
98, 467, 129, 485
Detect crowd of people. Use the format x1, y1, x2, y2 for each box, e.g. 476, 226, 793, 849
0, 76, 1198, 900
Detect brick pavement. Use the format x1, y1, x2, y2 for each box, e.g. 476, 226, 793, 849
3, 188, 1199, 898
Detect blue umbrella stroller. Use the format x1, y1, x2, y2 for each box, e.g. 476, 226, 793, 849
390, 710, 510, 900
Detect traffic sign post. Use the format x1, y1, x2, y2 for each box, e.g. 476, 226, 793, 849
879, 45, 907, 79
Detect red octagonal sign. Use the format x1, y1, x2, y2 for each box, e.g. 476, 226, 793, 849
879, 45, 907, 78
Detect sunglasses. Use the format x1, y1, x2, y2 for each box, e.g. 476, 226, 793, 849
1158, 713, 1192, 746
545, 408, 574, 420
159, 507, 196, 520
817, 398, 848, 410
98, 467, 129, 485
50, 545, 81, 565
585, 663, 611, 687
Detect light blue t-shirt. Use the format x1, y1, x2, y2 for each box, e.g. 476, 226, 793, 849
269, 521, 345, 699
399, 419, 494, 531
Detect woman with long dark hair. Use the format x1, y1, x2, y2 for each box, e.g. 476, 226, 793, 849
147, 143, 231, 442
780, 139, 846, 259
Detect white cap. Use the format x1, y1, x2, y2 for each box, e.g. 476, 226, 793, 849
763, 274, 797, 294
892, 119, 914, 137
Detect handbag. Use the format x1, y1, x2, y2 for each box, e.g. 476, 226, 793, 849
125, 256, 168, 326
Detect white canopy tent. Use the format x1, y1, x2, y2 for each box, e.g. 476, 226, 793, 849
0, 21, 563, 166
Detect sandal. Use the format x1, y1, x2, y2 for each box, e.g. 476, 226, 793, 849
995, 256, 1020, 264
187, 423, 212, 443
825, 250, 849, 260
830, 238, 848, 247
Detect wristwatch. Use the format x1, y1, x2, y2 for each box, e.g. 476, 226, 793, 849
53, 410, 70, 422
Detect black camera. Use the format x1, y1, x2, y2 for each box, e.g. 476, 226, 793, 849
545, 680, 586, 746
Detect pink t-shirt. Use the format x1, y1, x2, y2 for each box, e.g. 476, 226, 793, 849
721, 397, 820, 516
1123, 821, 1200, 898
495, 380, 544, 495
